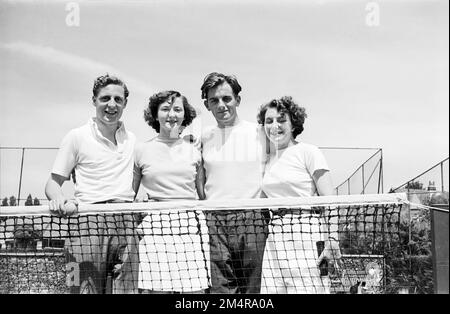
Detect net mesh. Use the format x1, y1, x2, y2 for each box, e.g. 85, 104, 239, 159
0, 194, 406, 294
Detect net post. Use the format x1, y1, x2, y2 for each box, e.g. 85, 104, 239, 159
429, 194, 449, 294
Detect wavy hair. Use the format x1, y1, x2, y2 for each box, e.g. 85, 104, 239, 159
144, 90, 196, 133
257, 96, 307, 138
92, 74, 129, 99
200, 72, 242, 101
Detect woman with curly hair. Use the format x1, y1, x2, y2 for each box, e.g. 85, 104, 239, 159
133, 90, 210, 293
257, 96, 341, 294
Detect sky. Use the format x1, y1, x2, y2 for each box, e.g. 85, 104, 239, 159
0, 0, 448, 202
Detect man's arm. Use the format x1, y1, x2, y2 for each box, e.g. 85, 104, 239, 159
132, 164, 142, 197
45, 173, 77, 217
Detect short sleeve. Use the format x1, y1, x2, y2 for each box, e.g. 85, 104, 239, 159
305, 145, 330, 175
51, 130, 78, 178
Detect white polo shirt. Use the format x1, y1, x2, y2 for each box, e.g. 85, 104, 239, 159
201, 120, 266, 200
262, 142, 330, 198
134, 137, 201, 201
51, 118, 136, 204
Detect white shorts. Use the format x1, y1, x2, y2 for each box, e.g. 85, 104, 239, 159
261, 212, 330, 294
138, 210, 210, 292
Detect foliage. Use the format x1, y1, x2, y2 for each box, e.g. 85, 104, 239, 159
25, 194, 33, 206
384, 208, 433, 294
1, 194, 42, 206
13, 224, 43, 251
405, 181, 424, 190
337, 202, 434, 294
9, 196, 16, 206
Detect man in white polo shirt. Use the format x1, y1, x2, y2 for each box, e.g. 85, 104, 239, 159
200, 72, 268, 293
45, 74, 138, 294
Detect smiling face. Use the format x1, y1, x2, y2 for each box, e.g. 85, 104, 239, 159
264, 107, 294, 150
205, 82, 240, 128
93, 84, 127, 125
157, 96, 185, 137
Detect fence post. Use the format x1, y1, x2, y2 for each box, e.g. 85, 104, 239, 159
429, 192, 449, 294
17, 148, 25, 206
362, 164, 365, 194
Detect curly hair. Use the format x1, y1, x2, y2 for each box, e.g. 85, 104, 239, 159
92, 74, 129, 99
257, 96, 307, 138
144, 91, 197, 133
200, 72, 242, 101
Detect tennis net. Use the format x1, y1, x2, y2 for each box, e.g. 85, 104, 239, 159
0, 193, 407, 294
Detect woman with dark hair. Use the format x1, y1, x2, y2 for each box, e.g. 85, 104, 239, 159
133, 90, 209, 293
257, 96, 341, 294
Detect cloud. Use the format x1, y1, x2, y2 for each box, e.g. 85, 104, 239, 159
0, 41, 155, 95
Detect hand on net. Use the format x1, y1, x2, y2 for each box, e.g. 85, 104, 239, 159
317, 238, 343, 276
136, 222, 145, 239
49, 198, 78, 218
112, 263, 123, 280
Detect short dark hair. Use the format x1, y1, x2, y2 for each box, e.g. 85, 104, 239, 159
144, 90, 197, 133
200, 72, 242, 101
92, 74, 129, 99
257, 96, 307, 138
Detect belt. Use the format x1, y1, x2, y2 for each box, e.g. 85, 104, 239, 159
273, 208, 322, 216
94, 200, 133, 204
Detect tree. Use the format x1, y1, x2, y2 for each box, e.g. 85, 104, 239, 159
13, 224, 42, 250
33, 197, 41, 206
25, 194, 33, 206
9, 196, 16, 206
0, 197, 7, 222
406, 181, 423, 190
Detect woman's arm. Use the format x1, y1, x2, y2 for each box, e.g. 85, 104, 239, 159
313, 169, 337, 239
196, 159, 206, 200
312, 169, 333, 196
313, 169, 342, 270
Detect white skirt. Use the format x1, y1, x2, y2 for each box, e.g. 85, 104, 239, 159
138, 210, 210, 292
261, 212, 330, 294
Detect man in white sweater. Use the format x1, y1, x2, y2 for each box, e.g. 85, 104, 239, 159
200, 72, 268, 293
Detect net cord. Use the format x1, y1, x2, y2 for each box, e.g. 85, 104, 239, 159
405, 201, 449, 213
0, 193, 408, 217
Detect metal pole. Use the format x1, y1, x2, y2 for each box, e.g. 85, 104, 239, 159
347, 180, 351, 195
380, 149, 384, 193
441, 162, 444, 192
362, 164, 365, 194
17, 148, 25, 206
0, 148, 2, 199
391, 157, 449, 192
